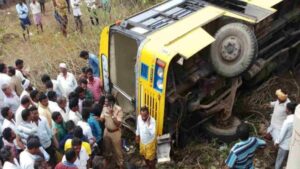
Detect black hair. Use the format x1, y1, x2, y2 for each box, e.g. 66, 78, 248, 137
287, 102, 298, 114
98, 96, 105, 106
79, 78, 88, 85
2, 127, 13, 141
65, 120, 75, 133
82, 100, 93, 108
79, 50, 89, 58
72, 137, 82, 147
92, 156, 106, 169
75, 86, 84, 94
69, 98, 79, 110
92, 103, 101, 117
38, 93, 47, 102
30, 90, 39, 100
0, 146, 12, 162
74, 126, 84, 138
82, 107, 90, 121
45, 80, 53, 89
21, 96, 31, 105
236, 123, 250, 141
52, 111, 61, 121
47, 91, 57, 101
28, 106, 38, 112
85, 67, 93, 74
65, 148, 77, 162
68, 92, 78, 100
81, 66, 88, 73
34, 157, 45, 169
1, 107, 10, 118
0, 63, 6, 73
105, 94, 115, 104
41, 74, 51, 83
27, 135, 41, 149
21, 109, 31, 121
15, 59, 24, 66
140, 106, 149, 114
8, 66, 16, 75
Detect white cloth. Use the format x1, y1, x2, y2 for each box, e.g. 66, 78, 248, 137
2, 158, 21, 169
33, 117, 52, 148
57, 72, 78, 98
48, 101, 61, 113
275, 114, 294, 150
0, 73, 11, 110
15, 70, 25, 82
62, 147, 89, 169
69, 110, 82, 125
268, 99, 290, 141
19, 150, 36, 169
71, 0, 82, 16
2, 119, 16, 132
3, 92, 20, 114
15, 105, 25, 125
85, 0, 96, 8
51, 79, 62, 97
30, 2, 41, 15
17, 121, 37, 144
136, 115, 156, 144
77, 121, 94, 140
58, 106, 69, 122
20, 90, 30, 100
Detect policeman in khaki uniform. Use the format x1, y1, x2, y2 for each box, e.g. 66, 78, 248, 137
100, 94, 124, 169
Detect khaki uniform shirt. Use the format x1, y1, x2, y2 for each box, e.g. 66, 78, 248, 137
101, 105, 123, 131
55, 0, 67, 16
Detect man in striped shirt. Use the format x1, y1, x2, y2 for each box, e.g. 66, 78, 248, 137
225, 123, 266, 169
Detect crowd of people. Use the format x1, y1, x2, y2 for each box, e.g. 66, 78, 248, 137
0, 49, 158, 169
15, 0, 111, 40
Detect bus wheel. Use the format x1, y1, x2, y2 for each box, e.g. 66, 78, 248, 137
210, 23, 257, 77
203, 116, 241, 143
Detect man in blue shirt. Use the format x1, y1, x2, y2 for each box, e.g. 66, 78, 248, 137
16, 0, 31, 41
79, 50, 100, 77
225, 123, 266, 169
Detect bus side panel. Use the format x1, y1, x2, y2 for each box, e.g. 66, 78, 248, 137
99, 26, 110, 93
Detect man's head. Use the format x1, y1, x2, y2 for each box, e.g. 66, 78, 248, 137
34, 157, 47, 169
57, 96, 67, 109
86, 68, 94, 80
79, 50, 89, 59
47, 91, 57, 102
79, 78, 88, 89
27, 135, 41, 155
21, 96, 31, 108
140, 106, 150, 122
72, 137, 82, 155
68, 92, 78, 101
52, 111, 63, 124
15, 59, 24, 69
38, 93, 48, 107
59, 63, 67, 74
21, 109, 32, 122
1, 84, 12, 96
287, 102, 298, 115
1, 107, 14, 120
236, 123, 250, 141
22, 79, 33, 92
0, 63, 7, 73
69, 98, 79, 111
73, 126, 84, 139
2, 127, 16, 142
82, 100, 93, 109
45, 80, 53, 90
0, 146, 13, 162
75, 86, 85, 100
30, 90, 39, 103
66, 120, 75, 133
104, 94, 115, 107
275, 89, 288, 103
7, 66, 16, 76
65, 148, 77, 163
41, 74, 51, 84
82, 107, 90, 121
29, 106, 39, 122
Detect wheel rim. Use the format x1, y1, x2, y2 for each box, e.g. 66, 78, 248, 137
220, 36, 241, 62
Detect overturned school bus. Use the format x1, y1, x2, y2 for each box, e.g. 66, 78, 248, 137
99, 0, 300, 143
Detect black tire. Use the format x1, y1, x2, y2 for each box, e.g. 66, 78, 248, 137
203, 116, 241, 143
210, 23, 258, 77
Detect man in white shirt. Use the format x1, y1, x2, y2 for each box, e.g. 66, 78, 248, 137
266, 89, 290, 141
41, 74, 62, 97
62, 137, 89, 169
47, 91, 61, 113
136, 106, 157, 169
0, 63, 11, 112
2, 84, 20, 114
77, 108, 95, 145
69, 98, 82, 125
30, 0, 43, 33
71, 0, 83, 33
15, 96, 31, 125
20, 79, 33, 100
15, 59, 28, 82
275, 102, 297, 169
57, 96, 69, 122
57, 63, 78, 98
